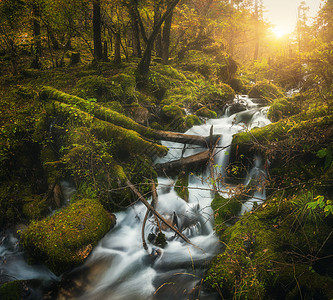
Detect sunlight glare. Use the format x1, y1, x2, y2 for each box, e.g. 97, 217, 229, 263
271, 26, 289, 38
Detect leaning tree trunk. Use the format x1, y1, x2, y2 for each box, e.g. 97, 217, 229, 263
136, 0, 180, 85
93, 0, 103, 60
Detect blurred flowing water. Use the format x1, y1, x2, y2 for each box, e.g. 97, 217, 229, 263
0, 95, 270, 300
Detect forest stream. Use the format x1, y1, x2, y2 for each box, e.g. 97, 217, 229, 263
0, 96, 270, 300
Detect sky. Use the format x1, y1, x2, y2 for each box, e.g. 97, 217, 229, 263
263, 0, 323, 37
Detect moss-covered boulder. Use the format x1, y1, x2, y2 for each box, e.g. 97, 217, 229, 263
267, 95, 301, 122
211, 193, 242, 234
21, 198, 116, 275
174, 171, 189, 201
0, 280, 26, 300
125, 103, 149, 125
72, 75, 111, 102
195, 107, 217, 119
248, 80, 283, 103
200, 84, 235, 114
161, 104, 185, 120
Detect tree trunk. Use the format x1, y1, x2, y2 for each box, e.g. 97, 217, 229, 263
114, 32, 122, 64
103, 41, 108, 61
93, 0, 103, 60
161, 0, 173, 63
128, 1, 142, 57
253, 0, 259, 60
31, 4, 42, 69
155, 150, 211, 175
154, 1, 162, 57
137, 0, 180, 84
32, 4, 42, 56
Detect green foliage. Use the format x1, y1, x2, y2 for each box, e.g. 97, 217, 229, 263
316, 147, 333, 170
21, 198, 115, 275
307, 195, 333, 217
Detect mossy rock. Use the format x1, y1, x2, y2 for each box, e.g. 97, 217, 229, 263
125, 104, 149, 125
72, 75, 111, 102
267, 95, 301, 122
161, 104, 185, 120
0, 280, 25, 300
206, 192, 333, 299
248, 80, 283, 103
174, 170, 189, 201
195, 107, 217, 119
200, 84, 235, 113
211, 193, 242, 234
21, 198, 116, 275
22, 194, 49, 221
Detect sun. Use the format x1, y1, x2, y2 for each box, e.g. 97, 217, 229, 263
271, 26, 289, 38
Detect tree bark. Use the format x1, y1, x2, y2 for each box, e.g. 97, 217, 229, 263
93, 0, 103, 60
154, 1, 162, 57
161, 0, 173, 63
114, 32, 122, 64
253, 0, 259, 60
137, 0, 180, 83
128, 1, 142, 57
155, 150, 211, 174
126, 179, 192, 245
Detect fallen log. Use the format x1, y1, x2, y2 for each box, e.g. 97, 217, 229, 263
40, 86, 219, 147
126, 179, 193, 245
152, 130, 220, 147
155, 149, 210, 175
48, 101, 168, 157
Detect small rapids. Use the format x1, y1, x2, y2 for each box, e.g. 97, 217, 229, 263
0, 96, 271, 300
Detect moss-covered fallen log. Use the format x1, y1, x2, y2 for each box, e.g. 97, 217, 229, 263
40, 86, 155, 138
40, 86, 217, 146
155, 150, 210, 175
48, 101, 168, 157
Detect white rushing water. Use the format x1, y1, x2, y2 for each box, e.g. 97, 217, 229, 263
0, 96, 271, 300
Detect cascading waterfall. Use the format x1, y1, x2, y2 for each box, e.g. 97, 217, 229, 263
0, 96, 271, 300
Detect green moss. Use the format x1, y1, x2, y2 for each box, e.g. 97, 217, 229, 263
39, 86, 156, 139
195, 107, 217, 119
162, 104, 185, 119
72, 75, 111, 102
207, 191, 333, 299
174, 171, 189, 201
267, 95, 301, 122
248, 80, 283, 103
21, 198, 115, 275
22, 194, 48, 221
178, 50, 237, 83
0, 281, 24, 300
211, 193, 242, 234
183, 115, 201, 128
200, 84, 235, 113
47, 101, 168, 157
111, 73, 136, 98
